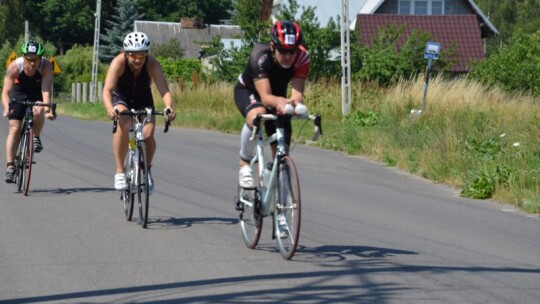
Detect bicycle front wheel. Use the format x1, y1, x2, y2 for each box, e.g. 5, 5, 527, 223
238, 184, 262, 249
22, 128, 34, 196
14, 132, 27, 192
275, 156, 301, 260
122, 150, 135, 221
137, 141, 150, 228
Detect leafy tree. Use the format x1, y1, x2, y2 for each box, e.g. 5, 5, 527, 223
232, 0, 271, 44
474, 0, 540, 54
351, 24, 455, 86
152, 38, 185, 60
24, 0, 95, 53
469, 30, 540, 96
0, 0, 25, 45
100, 0, 143, 63
135, 0, 233, 24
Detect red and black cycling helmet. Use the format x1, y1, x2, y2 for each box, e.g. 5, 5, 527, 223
270, 20, 302, 49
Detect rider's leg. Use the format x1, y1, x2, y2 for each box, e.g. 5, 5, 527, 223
112, 105, 130, 174
6, 120, 23, 165
32, 106, 45, 137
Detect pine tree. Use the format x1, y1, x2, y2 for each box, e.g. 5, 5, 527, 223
99, 0, 144, 63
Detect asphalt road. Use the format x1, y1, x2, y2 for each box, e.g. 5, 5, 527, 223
0, 115, 539, 303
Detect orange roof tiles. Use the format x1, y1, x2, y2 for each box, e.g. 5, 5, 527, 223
357, 14, 485, 72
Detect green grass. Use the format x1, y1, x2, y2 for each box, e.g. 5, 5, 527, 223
56, 76, 540, 213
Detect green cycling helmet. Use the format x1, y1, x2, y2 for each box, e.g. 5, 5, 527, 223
22, 40, 45, 56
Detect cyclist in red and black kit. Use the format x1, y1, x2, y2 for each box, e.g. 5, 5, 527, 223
2, 40, 56, 183
235, 20, 311, 188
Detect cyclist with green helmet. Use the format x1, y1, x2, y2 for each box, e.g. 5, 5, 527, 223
2, 40, 56, 183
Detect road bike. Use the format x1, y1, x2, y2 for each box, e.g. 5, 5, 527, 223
236, 106, 322, 259
12, 100, 56, 196
113, 108, 170, 228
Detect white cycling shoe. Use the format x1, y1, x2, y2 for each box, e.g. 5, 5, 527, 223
239, 165, 255, 189
277, 213, 289, 239
114, 173, 128, 191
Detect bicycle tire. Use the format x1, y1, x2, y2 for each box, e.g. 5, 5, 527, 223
22, 128, 34, 196
239, 162, 263, 249
137, 141, 150, 228
275, 156, 301, 260
122, 150, 135, 221
14, 131, 26, 192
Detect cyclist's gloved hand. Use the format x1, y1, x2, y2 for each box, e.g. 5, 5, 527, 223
277, 100, 293, 115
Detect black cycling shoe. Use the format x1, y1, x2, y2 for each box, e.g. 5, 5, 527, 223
33, 137, 43, 153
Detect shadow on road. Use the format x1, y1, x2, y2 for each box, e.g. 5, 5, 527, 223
146, 216, 238, 229
27, 187, 115, 196
3, 244, 539, 304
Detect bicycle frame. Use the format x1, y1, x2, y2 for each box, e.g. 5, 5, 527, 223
250, 116, 286, 216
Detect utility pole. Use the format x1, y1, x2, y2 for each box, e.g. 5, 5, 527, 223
25, 21, 29, 41
90, 0, 102, 103
341, 0, 352, 116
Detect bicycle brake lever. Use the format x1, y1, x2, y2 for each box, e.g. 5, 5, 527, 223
314, 114, 322, 136
52, 103, 57, 118
164, 108, 171, 133
112, 109, 119, 134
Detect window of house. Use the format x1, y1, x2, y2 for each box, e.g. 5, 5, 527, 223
399, 0, 444, 15
399, 0, 411, 14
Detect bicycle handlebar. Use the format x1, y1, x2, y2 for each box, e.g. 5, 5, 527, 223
13, 99, 57, 118
250, 112, 323, 142
112, 108, 171, 134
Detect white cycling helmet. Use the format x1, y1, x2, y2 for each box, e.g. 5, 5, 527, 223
123, 31, 151, 51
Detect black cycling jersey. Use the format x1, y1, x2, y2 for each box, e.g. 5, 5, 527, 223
112, 54, 153, 108
11, 57, 44, 102
238, 43, 310, 98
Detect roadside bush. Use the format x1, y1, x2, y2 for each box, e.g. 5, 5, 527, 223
469, 30, 540, 96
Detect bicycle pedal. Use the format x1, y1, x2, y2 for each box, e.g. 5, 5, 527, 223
234, 201, 244, 211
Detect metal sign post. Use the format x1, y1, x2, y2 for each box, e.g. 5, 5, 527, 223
411, 41, 440, 117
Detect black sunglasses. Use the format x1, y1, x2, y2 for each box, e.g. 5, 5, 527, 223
275, 47, 298, 55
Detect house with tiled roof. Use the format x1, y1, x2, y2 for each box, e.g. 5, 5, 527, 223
355, 0, 499, 72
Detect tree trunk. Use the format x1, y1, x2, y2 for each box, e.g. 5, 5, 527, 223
259, 0, 273, 21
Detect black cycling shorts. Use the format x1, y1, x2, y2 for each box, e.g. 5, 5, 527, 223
234, 82, 292, 145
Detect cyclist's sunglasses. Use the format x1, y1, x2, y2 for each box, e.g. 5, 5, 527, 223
275, 47, 298, 55
127, 51, 148, 59
23, 56, 41, 63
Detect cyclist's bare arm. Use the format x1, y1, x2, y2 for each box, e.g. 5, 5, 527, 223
40, 60, 55, 119
102, 54, 126, 120
147, 56, 176, 121
290, 78, 306, 106
254, 78, 291, 114
1, 62, 18, 117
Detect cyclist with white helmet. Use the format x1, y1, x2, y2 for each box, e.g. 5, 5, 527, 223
2, 40, 56, 183
235, 20, 311, 188
102, 31, 176, 193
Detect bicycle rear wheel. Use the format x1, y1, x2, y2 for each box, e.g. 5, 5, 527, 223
137, 141, 150, 228
275, 156, 301, 260
122, 150, 135, 221
22, 128, 34, 196
238, 160, 263, 249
